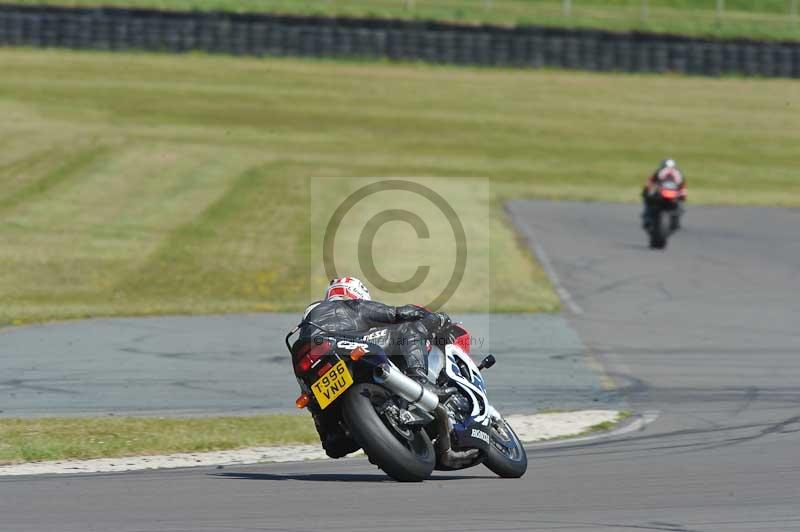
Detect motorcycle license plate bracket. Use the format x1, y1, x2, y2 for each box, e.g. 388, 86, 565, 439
311, 359, 354, 410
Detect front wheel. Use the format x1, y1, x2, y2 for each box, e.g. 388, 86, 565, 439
669, 213, 681, 231
483, 418, 528, 478
342, 383, 435, 482
649, 210, 667, 249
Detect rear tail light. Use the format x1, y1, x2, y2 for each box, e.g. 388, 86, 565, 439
297, 355, 314, 373
294, 340, 331, 374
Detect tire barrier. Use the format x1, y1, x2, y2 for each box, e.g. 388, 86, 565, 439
1, 4, 798, 78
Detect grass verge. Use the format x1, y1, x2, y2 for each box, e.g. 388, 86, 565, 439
2, 0, 799, 41
545, 410, 634, 441
0, 415, 317, 464
1, 50, 798, 323
583, 410, 634, 434
0, 410, 635, 464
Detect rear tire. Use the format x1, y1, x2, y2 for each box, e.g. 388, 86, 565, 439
483, 418, 528, 478
342, 383, 435, 482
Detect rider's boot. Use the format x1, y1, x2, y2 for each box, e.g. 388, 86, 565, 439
310, 407, 359, 459
404, 366, 458, 401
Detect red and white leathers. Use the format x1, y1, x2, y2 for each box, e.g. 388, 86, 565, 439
645, 163, 687, 200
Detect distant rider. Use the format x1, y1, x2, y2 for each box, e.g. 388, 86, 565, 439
642, 158, 687, 230
296, 276, 450, 458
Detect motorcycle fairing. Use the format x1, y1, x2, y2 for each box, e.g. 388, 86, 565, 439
443, 343, 495, 452
444, 344, 489, 420
453, 418, 492, 452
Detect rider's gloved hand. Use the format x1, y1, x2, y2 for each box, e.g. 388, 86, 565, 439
436, 312, 452, 332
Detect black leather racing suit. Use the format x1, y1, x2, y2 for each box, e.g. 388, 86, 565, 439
298, 299, 445, 373
296, 299, 447, 458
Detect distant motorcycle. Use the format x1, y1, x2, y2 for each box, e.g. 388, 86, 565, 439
644, 180, 683, 249
285, 322, 527, 482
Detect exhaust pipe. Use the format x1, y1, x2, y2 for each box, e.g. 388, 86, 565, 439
373, 363, 439, 412
434, 404, 479, 468
373, 367, 478, 468
434, 405, 451, 453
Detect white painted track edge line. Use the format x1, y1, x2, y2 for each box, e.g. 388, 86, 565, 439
504, 203, 584, 316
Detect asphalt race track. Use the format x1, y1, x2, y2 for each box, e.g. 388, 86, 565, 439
0, 313, 610, 416
2, 201, 799, 532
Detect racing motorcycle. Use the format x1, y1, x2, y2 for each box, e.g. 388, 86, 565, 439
644, 180, 683, 249
285, 322, 527, 482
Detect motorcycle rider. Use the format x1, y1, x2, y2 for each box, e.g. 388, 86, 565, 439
642, 158, 687, 230
295, 276, 451, 458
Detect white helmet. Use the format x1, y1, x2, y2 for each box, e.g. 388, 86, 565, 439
325, 277, 371, 301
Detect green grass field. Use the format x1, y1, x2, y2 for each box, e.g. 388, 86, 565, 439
0, 49, 798, 324
3, 0, 800, 40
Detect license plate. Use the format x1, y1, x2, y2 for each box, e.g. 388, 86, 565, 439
311, 360, 353, 410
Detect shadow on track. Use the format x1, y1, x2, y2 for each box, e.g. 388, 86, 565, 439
618, 243, 659, 251
211, 472, 488, 482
